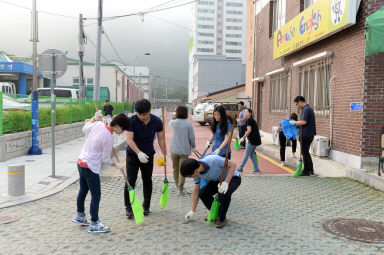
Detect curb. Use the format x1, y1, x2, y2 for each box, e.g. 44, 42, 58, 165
346, 168, 384, 192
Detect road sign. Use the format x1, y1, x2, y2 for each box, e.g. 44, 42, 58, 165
38, 49, 67, 79
350, 102, 362, 111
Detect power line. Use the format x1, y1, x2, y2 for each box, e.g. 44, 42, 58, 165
83, 31, 110, 63
103, 29, 128, 66
0, 0, 77, 19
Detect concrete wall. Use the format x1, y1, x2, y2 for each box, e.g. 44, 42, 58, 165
0, 122, 84, 162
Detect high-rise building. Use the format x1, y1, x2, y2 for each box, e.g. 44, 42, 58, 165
188, 0, 247, 103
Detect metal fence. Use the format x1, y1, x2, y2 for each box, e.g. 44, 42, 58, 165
0, 92, 133, 135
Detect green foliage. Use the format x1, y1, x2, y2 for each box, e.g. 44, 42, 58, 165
1, 98, 132, 134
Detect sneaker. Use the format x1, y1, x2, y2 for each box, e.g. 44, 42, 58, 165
252, 171, 261, 175
216, 219, 227, 228
72, 215, 90, 226
281, 162, 286, 167
88, 220, 110, 233
239, 145, 246, 149
291, 154, 297, 159
177, 190, 185, 196
126, 208, 133, 219
236, 168, 243, 173
143, 207, 151, 216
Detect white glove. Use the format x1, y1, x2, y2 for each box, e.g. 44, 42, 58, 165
191, 147, 197, 153
206, 141, 211, 148
289, 120, 297, 125
218, 181, 229, 194
93, 110, 103, 121
115, 162, 124, 170
163, 155, 167, 165
213, 149, 220, 155
184, 210, 194, 221
239, 137, 245, 143
138, 151, 149, 163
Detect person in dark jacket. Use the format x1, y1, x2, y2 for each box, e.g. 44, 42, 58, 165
103, 100, 113, 116
235, 108, 262, 173
279, 113, 298, 167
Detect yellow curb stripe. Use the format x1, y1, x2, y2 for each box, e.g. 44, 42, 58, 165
256, 152, 295, 174
8, 171, 24, 174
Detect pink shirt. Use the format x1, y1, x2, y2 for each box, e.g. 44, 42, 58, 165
78, 121, 113, 174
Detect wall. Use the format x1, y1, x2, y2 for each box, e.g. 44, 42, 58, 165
248, 0, 377, 169
0, 122, 84, 162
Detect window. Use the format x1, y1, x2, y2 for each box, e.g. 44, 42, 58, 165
270, 0, 286, 37
198, 40, 214, 44
86, 78, 94, 85
226, 2, 243, 7
199, 1, 215, 5
198, 8, 215, 13
299, 59, 331, 113
226, 26, 242, 30
198, 32, 214, 37
226, 18, 242, 23
197, 48, 214, 52
225, 49, 241, 53
198, 24, 215, 29
226, 10, 242, 15
225, 41, 241, 46
270, 72, 288, 112
198, 16, 214, 21
73, 78, 80, 85
304, 0, 318, 9
226, 34, 242, 38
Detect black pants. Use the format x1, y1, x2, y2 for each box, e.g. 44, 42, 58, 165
300, 136, 314, 175
239, 125, 246, 147
124, 151, 154, 211
279, 130, 297, 162
199, 176, 241, 222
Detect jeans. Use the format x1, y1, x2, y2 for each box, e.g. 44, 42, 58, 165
279, 130, 297, 162
124, 151, 154, 211
171, 153, 188, 191
239, 125, 246, 147
199, 176, 241, 222
301, 136, 314, 175
236, 143, 260, 172
76, 164, 101, 223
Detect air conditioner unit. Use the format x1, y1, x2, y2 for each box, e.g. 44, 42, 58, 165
310, 136, 329, 157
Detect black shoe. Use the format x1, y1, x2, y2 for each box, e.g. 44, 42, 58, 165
301, 172, 310, 176
126, 208, 133, 219
143, 208, 151, 216
216, 219, 227, 228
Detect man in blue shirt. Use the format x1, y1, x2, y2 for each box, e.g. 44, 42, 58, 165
124, 99, 167, 219
290, 96, 316, 176
180, 154, 241, 228
237, 101, 247, 148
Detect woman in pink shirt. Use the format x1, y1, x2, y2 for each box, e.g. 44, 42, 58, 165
72, 112, 130, 233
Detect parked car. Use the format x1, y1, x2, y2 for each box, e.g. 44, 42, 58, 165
192, 103, 208, 125
204, 103, 217, 124
0, 82, 16, 94
37, 88, 79, 99
220, 103, 238, 123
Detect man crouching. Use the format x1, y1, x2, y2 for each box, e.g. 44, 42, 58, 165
180, 154, 241, 228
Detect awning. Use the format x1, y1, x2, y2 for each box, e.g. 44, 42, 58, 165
365, 6, 384, 56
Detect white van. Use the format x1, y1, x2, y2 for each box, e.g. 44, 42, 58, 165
0, 82, 16, 94
37, 88, 79, 98
192, 103, 208, 125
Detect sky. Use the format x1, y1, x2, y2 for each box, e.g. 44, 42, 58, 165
0, 0, 192, 89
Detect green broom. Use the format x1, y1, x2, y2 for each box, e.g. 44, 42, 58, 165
159, 106, 169, 208
251, 152, 259, 171
234, 138, 240, 150
292, 126, 303, 178
207, 114, 236, 225
113, 149, 144, 224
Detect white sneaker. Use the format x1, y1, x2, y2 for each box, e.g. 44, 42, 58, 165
281, 162, 286, 167
177, 190, 185, 196
291, 154, 297, 159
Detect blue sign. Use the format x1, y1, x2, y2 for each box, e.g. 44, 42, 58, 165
0, 62, 42, 77
350, 102, 362, 111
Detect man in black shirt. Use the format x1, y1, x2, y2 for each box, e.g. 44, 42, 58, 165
235, 108, 262, 173
290, 96, 316, 176
103, 100, 114, 116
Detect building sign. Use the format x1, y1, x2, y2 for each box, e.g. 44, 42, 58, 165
273, 0, 360, 59
350, 102, 362, 111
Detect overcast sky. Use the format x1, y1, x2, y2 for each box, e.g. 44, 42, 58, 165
0, 0, 191, 88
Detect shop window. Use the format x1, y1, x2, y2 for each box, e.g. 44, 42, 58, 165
270, 72, 288, 112
299, 59, 331, 113
269, 0, 286, 38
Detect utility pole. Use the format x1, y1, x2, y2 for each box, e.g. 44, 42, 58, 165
78, 13, 85, 99
94, 0, 103, 101
28, 0, 42, 155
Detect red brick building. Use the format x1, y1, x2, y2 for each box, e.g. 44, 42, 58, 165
245, 0, 384, 169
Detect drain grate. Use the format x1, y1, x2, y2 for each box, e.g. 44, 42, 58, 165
323, 218, 384, 243
0, 213, 22, 224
